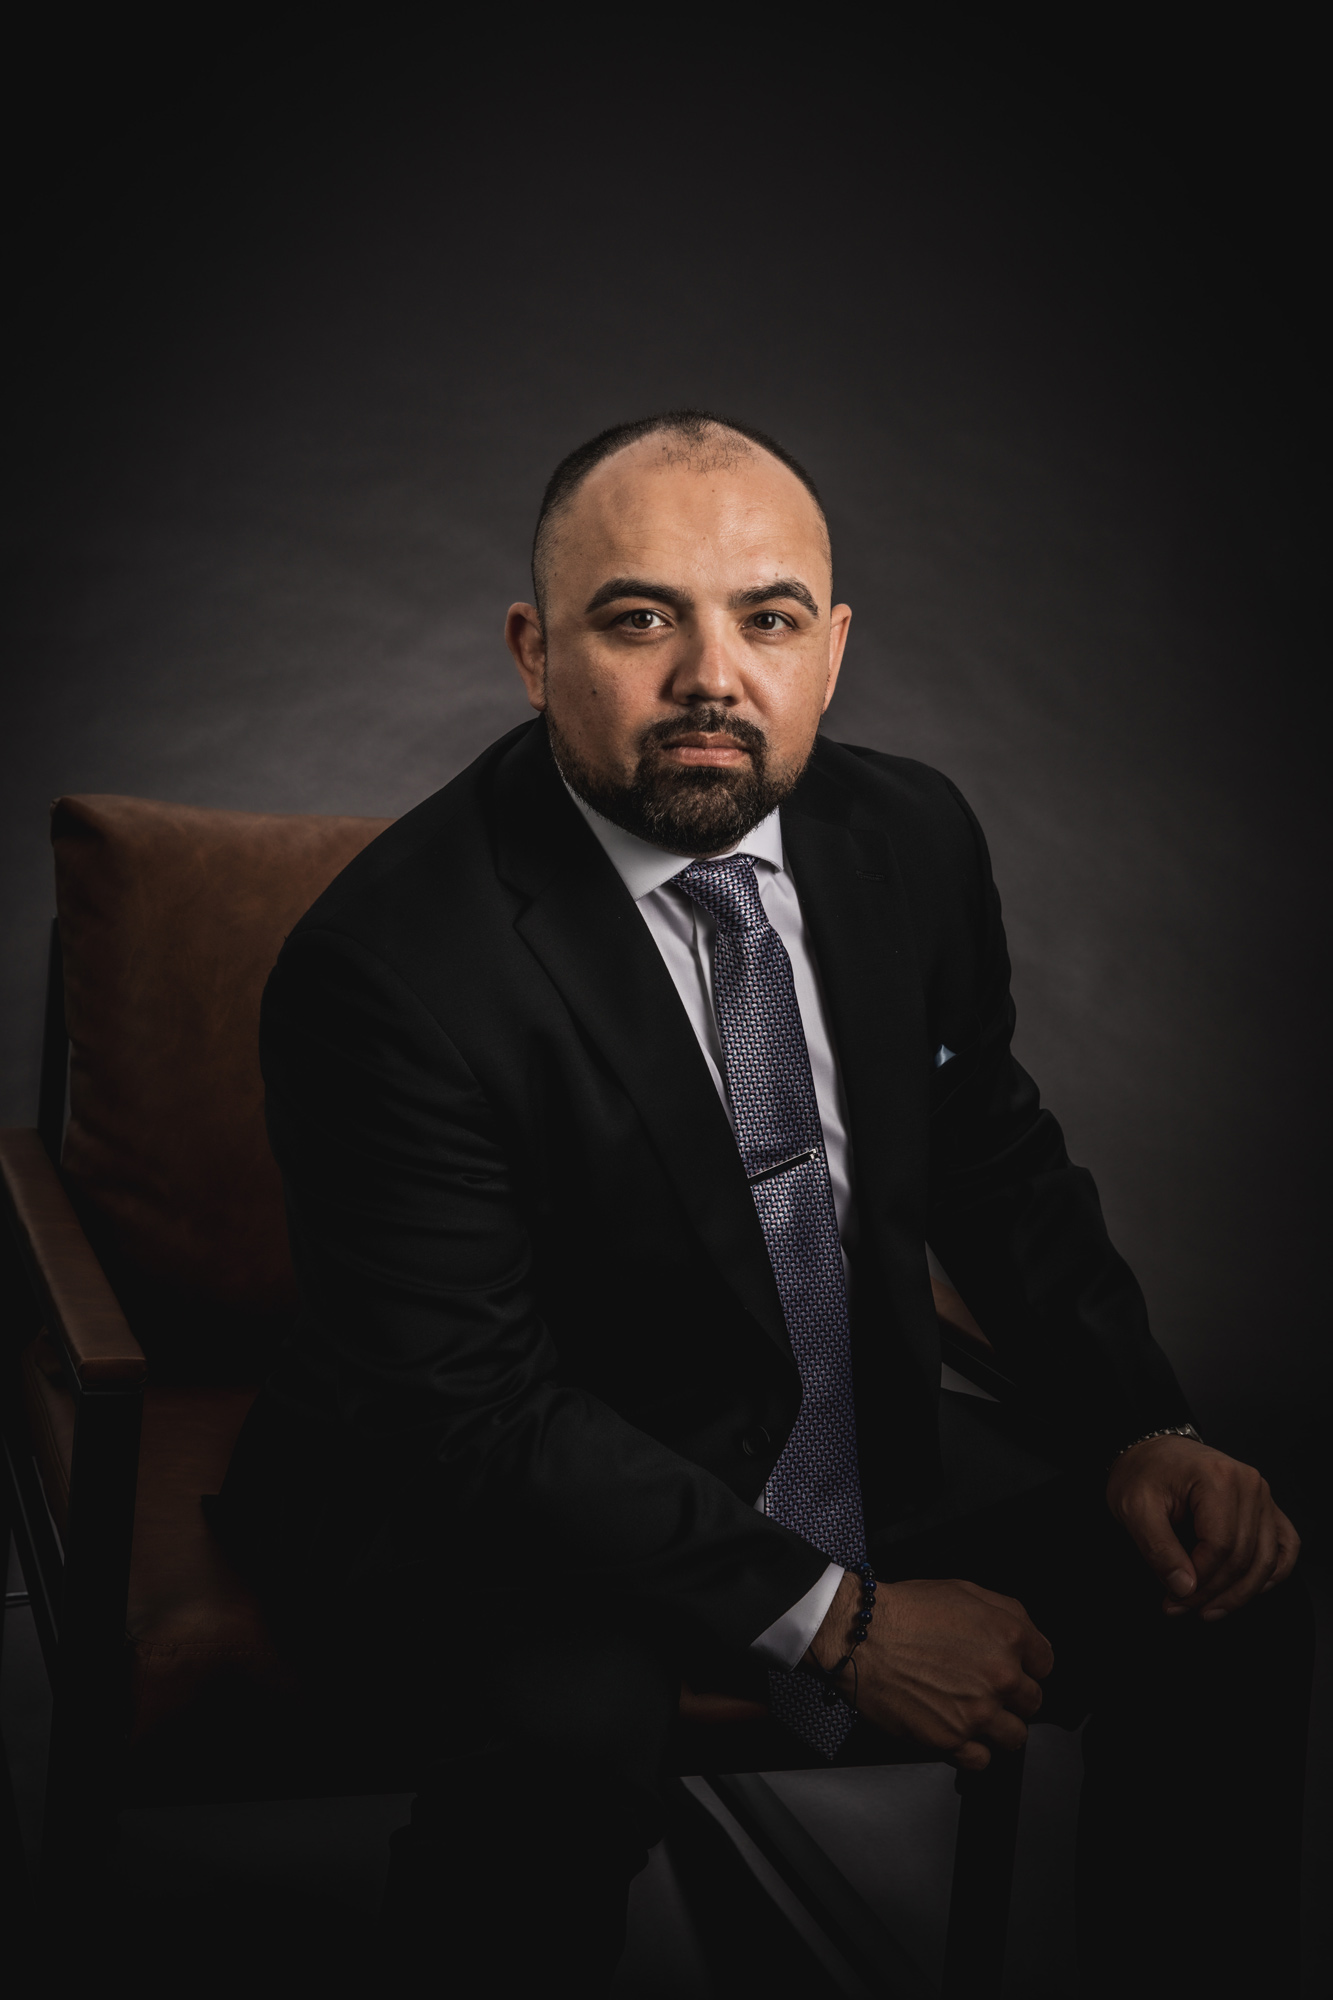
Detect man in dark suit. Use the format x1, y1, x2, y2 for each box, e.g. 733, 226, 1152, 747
221, 411, 1310, 1996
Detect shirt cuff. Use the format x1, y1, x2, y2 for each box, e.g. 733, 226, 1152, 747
748, 1561, 845, 1669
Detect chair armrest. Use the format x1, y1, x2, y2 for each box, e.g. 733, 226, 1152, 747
679, 1682, 769, 1724
0, 1127, 146, 1387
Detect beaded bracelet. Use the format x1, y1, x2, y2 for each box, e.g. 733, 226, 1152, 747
813, 1561, 877, 1709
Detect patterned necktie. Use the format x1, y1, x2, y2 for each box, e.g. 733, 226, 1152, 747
674, 854, 865, 1758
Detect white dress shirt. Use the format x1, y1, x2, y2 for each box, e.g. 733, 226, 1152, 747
565, 787, 847, 1669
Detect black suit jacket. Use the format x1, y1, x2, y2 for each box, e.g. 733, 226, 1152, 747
222, 719, 1190, 1654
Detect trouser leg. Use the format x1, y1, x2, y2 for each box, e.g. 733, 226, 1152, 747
377, 1601, 679, 1997
1073, 1556, 1314, 1999
381, 1752, 650, 1995
871, 1477, 1314, 2000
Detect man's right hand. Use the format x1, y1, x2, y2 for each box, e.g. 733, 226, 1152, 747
806, 1573, 1054, 1770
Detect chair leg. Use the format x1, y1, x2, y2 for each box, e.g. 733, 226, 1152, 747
941, 1746, 1025, 2000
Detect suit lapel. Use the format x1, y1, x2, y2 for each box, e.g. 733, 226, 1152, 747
494, 726, 790, 1357
781, 752, 933, 1366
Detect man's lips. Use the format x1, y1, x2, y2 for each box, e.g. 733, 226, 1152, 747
659, 734, 752, 767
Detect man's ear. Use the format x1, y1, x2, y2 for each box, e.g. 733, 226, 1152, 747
822, 603, 852, 713
505, 603, 547, 712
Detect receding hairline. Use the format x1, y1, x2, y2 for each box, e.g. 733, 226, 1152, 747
531, 411, 829, 616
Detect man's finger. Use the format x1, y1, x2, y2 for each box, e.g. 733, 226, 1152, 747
1199, 1513, 1278, 1619
1186, 1494, 1241, 1591
1262, 1514, 1302, 1592
1122, 1494, 1197, 1599
1190, 1530, 1256, 1603
952, 1741, 991, 1772
1190, 1489, 1261, 1603
1192, 1468, 1275, 1598
980, 1708, 1029, 1754
1005, 1672, 1046, 1721
1019, 1625, 1055, 1681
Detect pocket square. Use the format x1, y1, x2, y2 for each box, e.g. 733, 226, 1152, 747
934, 1044, 956, 1068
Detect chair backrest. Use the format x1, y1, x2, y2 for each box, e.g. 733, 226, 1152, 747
52, 794, 392, 1376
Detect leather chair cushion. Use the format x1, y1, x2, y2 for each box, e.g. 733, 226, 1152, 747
51, 794, 391, 1320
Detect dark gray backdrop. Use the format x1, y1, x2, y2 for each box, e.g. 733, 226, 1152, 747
6, 29, 1327, 1533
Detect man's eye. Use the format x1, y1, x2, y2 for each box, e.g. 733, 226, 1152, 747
752, 612, 787, 631
624, 610, 666, 630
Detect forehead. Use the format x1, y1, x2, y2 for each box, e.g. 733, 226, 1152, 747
553, 435, 829, 581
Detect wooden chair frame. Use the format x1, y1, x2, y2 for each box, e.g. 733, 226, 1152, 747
2, 924, 148, 1877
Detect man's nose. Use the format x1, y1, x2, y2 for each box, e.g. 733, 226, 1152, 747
668, 623, 742, 705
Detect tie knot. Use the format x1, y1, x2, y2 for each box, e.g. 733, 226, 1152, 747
673, 854, 767, 931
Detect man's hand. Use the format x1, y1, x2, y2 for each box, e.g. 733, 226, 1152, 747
807, 1572, 1054, 1771
1106, 1435, 1300, 1619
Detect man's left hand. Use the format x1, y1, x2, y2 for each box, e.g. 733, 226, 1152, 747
1106, 1435, 1300, 1619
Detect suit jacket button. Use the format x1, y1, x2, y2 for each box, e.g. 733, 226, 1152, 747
741, 1426, 772, 1458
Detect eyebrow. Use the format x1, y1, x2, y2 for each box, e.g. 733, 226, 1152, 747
584, 577, 693, 614
583, 575, 821, 617
731, 578, 820, 617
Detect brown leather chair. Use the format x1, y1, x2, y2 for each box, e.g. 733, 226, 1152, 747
0, 792, 1022, 1996
1, 796, 393, 1829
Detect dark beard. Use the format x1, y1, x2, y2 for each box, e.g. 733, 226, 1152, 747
549, 706, 808, 855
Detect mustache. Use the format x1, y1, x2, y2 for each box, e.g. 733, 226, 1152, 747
638, 708, 768, 759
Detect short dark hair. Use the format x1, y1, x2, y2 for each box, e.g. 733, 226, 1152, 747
531, 408, 826, 614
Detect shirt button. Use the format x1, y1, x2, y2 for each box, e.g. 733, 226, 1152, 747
741, 1426, 772, 1458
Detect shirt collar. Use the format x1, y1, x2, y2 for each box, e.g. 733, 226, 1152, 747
563, 779, 784, 903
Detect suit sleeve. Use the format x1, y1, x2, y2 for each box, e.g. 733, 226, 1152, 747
257, 924, 830, 1650
923, 784, 1194, 1465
